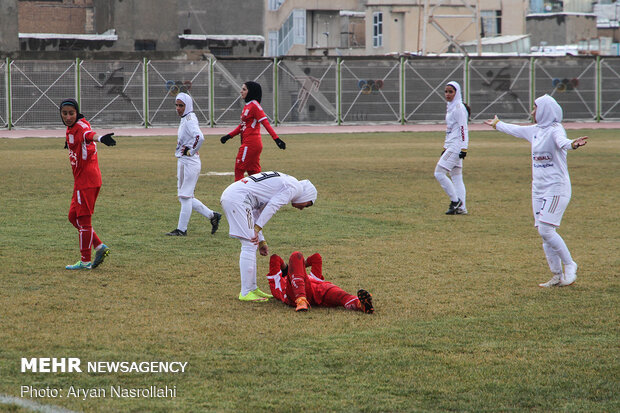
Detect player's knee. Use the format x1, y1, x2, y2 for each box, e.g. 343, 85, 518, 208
537, 223, 556, 241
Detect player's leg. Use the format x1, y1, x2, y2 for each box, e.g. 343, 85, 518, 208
288, 251, 310, 311
268, 254, 286, 276
434, 156, 461, 214
238, 239, 267, 301
234, 146, 248, 181
168, 162, 195, 235
536, 195, 576, 286
451, 166, 467, 214
66, 188, 100, 270
305, 253, 324, 280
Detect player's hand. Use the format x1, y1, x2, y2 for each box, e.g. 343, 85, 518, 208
459, 150, 467, 159
100, 133, 116, 146
441, 149, 446, 156
572, 136, 588, 149
250, 231, 259, 245
259, 243, 269, 256
220, 134, 232, 144
182, 146, 191, 156
64, 141, 68, 149
484, 116, 500, 128
274, 138, 286, 150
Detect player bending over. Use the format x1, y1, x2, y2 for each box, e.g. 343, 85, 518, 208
266, 252, 374, 314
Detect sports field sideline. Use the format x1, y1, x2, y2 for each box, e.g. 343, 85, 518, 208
2, 120, 620, 139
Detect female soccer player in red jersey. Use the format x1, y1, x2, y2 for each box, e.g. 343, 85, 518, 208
220, 81, 286, 181
60, 98, 115, 270
266, 251, 374, 314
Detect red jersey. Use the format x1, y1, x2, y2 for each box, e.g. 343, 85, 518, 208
65, 119, 102, 189
229, 100, 278, 146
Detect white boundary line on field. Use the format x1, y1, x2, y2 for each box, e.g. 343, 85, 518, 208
200, 171, 234, 176
0, 394, 79, 413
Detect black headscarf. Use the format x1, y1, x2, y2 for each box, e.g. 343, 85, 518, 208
59, 98, 85, 125
244, 81, 262, 104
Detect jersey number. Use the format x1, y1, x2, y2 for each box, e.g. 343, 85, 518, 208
248, 171, 280, 182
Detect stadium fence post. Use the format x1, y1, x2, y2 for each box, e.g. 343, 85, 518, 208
274, 57, 278, 126
5, 58, 11, 130
143, 58, 149, 128
400, 55, 405, 125
529, 56, 536, 120
75, 58, 81, 109
596, 55, 601, 122
337, 57, 342, 125
209, 56, 215, 128
464, 55, 470, 106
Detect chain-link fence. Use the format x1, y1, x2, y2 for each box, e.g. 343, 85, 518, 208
2, 56, 619, 129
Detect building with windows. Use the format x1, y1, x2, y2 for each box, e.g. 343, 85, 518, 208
264, 0, 529, 56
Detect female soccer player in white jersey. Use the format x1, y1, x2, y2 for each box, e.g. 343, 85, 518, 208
435, 81, 470, 215
166, 93, 222, 236
484, 94, 588, 287
220, 171, 317, 302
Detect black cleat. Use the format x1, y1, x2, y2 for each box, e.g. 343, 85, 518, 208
445, 199, 462, 215
166, 228, 187, 236
357, 289, 374, 314
210, 212, 222, 234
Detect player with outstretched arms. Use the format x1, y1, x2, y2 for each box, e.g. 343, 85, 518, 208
485, 94, 588, 287
60, 98, 116, 270
220, 171, 317, 302
166, 93, 222, 236
220, 81, 286, 181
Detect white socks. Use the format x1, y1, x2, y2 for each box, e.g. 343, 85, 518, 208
192, 198, 214, 219
239, 240, 258, 296
451, 170, 466, 210
177, 197, 214, 231
538, 223, 573, 265
434, 165, 459, 202
542, 241, 563, 274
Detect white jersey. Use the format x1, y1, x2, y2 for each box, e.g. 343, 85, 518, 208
220, 171, 304, 229
496, 121, 574, 198
444, 102, 469, 152
175, 112, 204, 163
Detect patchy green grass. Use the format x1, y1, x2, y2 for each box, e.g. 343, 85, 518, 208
0, 130, 618, 412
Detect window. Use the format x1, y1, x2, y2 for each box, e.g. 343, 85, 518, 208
268, 0, 285, 11
134, 40, 156, 51
373, 12, 383, 47
480, 10, 501, 37
268, 31, 278, 57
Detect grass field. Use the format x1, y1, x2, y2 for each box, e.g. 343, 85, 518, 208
0, 129, 618, 412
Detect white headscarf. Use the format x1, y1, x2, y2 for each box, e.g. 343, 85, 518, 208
534, 94, 563, 128
446, 81, 463, 111
291, 180, 317, 205
176, 92, 193, 117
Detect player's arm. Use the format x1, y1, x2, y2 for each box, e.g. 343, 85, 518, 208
456, 108, 469, 157
485, 116, 535, 142
260, 117, 286, 149
221, 125, 241, 143
183, 119, 204, 155
255, 186, 297, 229
93, 132, 116, 146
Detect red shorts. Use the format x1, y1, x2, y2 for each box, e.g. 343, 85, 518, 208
70, 187, 100, 217
235, 144, 262, 177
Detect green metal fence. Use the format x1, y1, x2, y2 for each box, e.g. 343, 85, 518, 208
2, 55, 619, 129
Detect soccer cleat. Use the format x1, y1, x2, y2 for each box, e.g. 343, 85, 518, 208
166, 229, 187, 236
560, 262, 577, 286
445, 199, 463, 215
65, 261, 92, 270
538, 273, 562, 288
252, 288, 273, 299
295, 297, 309, 312
238, 290, 269, 302
92, 244, 110, 269
210, 212, 222, 234
357, 289, 374, 314
456, 207, 468, 215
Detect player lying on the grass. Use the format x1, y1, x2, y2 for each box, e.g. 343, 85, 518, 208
166, 92, 221, 237
60, 98, 115, 270
484, 94, 588, 288
266, 252, 374, 314
220, 171, 317, 302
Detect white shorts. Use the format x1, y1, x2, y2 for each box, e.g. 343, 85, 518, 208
220, 193, 256, 240
533, 195, 570, 227
437, 150, 463, 172
177, 158, 201, 198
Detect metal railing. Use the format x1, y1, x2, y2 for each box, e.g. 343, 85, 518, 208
2, 55, 619, 129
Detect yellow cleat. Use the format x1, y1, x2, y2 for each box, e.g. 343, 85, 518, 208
238, 290, 269, 302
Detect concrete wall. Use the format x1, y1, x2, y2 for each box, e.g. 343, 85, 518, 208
0, 0, 19, 53
112, 0, 179, 51
526, 13, 597, 46
18, 0, 94, 34
178, 0, 263, 35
